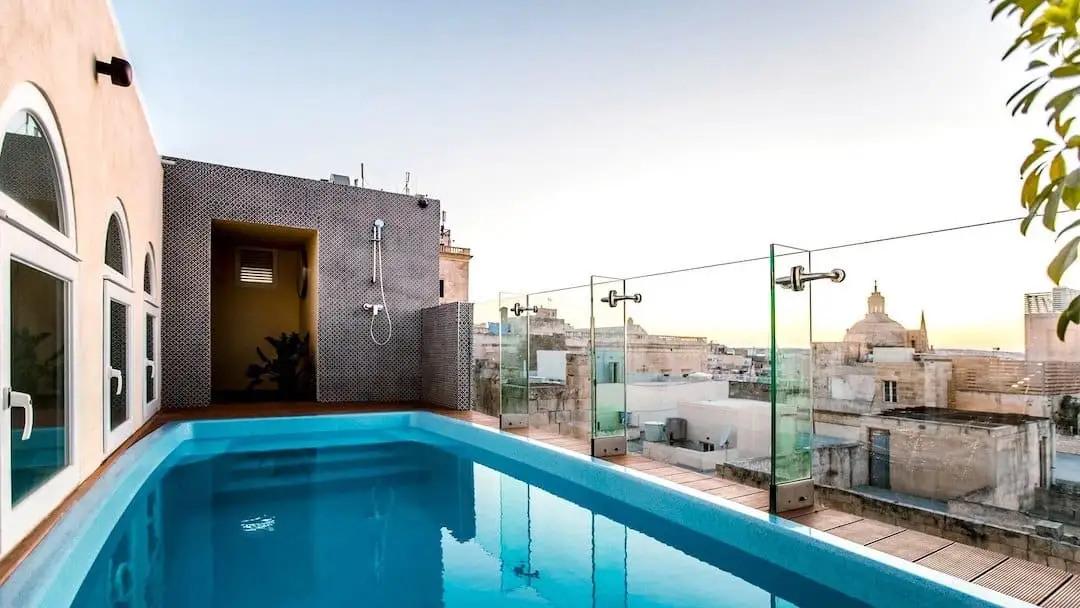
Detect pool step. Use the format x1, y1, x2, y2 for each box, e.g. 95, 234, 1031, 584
214, 463, 430, 494
222, 444, 410, 473
212, 444, 429, 493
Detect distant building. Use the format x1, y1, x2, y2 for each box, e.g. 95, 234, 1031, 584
1024, 286, 1080, 362
842, 282, 928, 356
438, 214, 471, 304
585, 318, 708, 377
1024, 286, 1080, 314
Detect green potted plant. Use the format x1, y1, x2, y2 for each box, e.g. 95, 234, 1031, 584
245, 332, 313, 401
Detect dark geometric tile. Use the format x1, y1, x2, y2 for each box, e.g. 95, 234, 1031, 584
161, 158, 442, 406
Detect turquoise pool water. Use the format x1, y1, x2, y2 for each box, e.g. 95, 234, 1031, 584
0, 413, 1027, 608
70, 437, 848, 607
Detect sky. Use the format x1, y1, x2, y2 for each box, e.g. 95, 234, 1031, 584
112, 1, 1063, 350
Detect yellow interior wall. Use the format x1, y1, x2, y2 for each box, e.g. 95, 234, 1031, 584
300, 234, 319, 381
211, 243, 302, 392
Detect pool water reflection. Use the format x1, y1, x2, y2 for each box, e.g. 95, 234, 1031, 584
70, 435, 859, 607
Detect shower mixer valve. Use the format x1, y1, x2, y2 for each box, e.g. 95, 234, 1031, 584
600, 290, 642, 308
364, 303, 384, 316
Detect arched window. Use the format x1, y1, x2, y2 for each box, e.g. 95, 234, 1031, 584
143, 246, 160, 417
0, 82, 79, 552
0, 82, 76, 254
103, 199, 135, 453
143, 250, 154, 297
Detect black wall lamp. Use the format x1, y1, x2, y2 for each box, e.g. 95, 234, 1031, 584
95, 56, 133, 87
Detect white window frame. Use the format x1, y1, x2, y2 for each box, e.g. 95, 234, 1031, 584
236, 247, 277, 287
143, 247, 160, 418
0, 82, 80, 553
103, 202, 132, 285
883, 379, 898, 404
0, 83, 78, 259
102, 199, 136, 454
0, 229, 80, 554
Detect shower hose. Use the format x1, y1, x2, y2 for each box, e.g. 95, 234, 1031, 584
370, 238, 393, 346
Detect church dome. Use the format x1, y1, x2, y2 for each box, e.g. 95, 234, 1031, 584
843, 282, 909, 348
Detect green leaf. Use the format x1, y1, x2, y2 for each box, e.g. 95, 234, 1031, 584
1014, 82, 1049, 115
1044, 84, 1080, 118
1052, 64, 1080, 78
1052, 152, 1067, 180
1004, 34, 1030, 60
1057, 217, 1080, 238
1057, 295, 1080, 340
1008, 77, 1042, 106
1022, 208, 1039, 234
992, 0, 1016, 21
1029, 59, 1050, 70
1022, 181, 1057, 234
1023, 169, 1041, 206
1064, 168, 1080, 209
1045, 183, 1061, 229
1020, 0, 1048, 25
1021, 146, 1053, 175
1044, 5, 1072, 26
1048, 236, 1080, 284
1059, 116, 1077, 137
1064, 184, 1080, 210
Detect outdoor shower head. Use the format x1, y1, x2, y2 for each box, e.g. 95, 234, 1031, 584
374, 219, 385, 228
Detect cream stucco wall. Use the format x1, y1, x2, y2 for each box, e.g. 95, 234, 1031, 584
0, 0, 163, 537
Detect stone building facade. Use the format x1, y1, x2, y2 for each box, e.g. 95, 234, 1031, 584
438, 221, 471, 304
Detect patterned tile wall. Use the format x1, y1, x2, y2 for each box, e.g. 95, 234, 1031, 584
0, 132, 61, 228
420, 302, 474, 410
161, 158, 441, 406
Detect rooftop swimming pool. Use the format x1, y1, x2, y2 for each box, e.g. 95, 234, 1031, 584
0, 413, 1028, 607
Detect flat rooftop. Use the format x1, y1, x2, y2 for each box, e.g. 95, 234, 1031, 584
879, 406, 1044, 428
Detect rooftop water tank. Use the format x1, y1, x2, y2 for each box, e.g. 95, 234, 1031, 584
665, 417, 687, 442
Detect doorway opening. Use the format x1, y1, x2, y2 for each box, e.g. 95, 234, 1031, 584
210, 220, 318, 404
869, 429, 891, 490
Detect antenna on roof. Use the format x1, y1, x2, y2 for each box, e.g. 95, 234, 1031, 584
360, 163, 365, 188
403, 171, 411, 195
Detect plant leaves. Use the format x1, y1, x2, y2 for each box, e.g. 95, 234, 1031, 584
1052, 152, 1067, 181
1022, 210, 1038, 234
1023, 170, 1041, 206
1052, 64, 1080, 78
1057, 217, 1080, 239
1064, 168, 1080, 209
1021, 144, 1053, 175
992, 0, 1016, 21
1045, 84, 1080, 119
1022, 181, 1056, 234
1015, 82, 1050, 115
1058, 295, 1080, 340
1048, 236, 1080, 284
1008, 77, 1042, 106
1045, 183, 1061, 229
1020, 0, 1048, 25
1059, 116, 1077, 137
